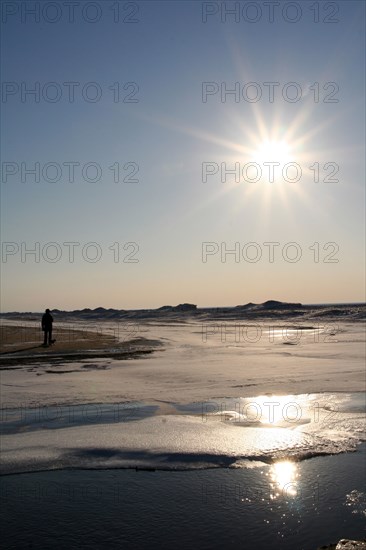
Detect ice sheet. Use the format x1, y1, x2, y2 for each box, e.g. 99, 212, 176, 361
1, 392, 365, 474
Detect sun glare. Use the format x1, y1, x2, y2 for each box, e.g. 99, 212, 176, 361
253, 140, 292, 165
156, 96, 319, 222
270, 461, 299, 499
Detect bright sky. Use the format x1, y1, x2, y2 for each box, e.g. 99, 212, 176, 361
1, 1, 365, 311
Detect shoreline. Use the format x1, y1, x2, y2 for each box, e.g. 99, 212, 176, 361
0, 446, 364, 477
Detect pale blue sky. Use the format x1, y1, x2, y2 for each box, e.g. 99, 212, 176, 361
1, 1, 365, 310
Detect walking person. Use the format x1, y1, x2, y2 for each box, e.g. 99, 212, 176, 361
42, 309, 53, 346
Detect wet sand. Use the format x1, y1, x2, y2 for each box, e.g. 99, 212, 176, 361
0, 325, 159, 366
0, 325, 116, 353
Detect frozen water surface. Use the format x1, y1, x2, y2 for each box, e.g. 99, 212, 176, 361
1, 392, 365, 474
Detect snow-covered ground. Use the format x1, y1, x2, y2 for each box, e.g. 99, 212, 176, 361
1, 317, 365, 474
1, 318, 364, 406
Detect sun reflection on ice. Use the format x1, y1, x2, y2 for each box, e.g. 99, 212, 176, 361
269, 461, 299, 500
253, 394, 303, 426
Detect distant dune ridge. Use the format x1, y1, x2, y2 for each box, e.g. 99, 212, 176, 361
1, 300, 364, 322
235, 299, 302, 310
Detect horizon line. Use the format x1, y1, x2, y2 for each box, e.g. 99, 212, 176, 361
1, 300, 365, 315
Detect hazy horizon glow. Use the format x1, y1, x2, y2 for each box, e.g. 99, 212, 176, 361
1, 1, 365, 312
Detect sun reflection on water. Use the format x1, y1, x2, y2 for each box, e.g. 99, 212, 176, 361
269, 461, 299, 500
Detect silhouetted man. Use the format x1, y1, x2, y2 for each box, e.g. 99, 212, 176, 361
42, 309, 53, 346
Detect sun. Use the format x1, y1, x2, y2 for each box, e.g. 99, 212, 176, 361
252, 140, 293, 165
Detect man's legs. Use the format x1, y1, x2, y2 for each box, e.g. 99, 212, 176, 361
43, 330, 47, 346
48, 328, 52, 345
